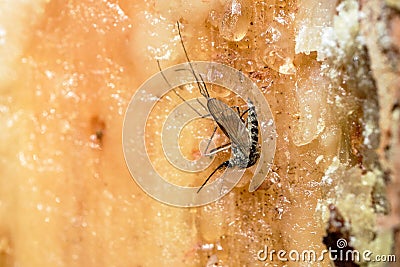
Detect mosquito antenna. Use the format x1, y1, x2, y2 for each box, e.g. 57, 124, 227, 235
176, 21, 209, 98
157, 60, 203, 116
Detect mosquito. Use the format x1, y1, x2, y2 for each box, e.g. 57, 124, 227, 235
158, 21, 261, 193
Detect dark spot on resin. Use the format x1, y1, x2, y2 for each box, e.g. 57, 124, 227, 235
90, 116, 106, 148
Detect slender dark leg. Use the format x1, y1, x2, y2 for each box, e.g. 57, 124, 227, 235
207, 142, 232, 155
240, 108, 250, 119
156, 60, 203, 117
203, 126, 218, 155
174, 68, 209, 112
230, 105, 241, 116
176, 22, 209, 99
197, 161, 230, 193
196, 97, 208, 114
201, 113, 212, 118
230, 105, 248, 123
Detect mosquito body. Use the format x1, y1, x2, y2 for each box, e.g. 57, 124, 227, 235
160, 21, 261, 193
197, 97, 260, 192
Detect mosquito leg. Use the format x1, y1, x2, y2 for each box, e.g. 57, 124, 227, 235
206, 142, 232, 156
175, 85, 204, 117
240, 108, 250, 119
197, 73, 209, 99
176, 22, 210, 99
203, 126, 218, 155
225, 105, 248, 122
156, 60, 203, 117
201, 113, 213, 119
229, 105, 240, 116
174, 69, 209, 113
157, 60, 173, 87
196, 98, 208, 114
197, 161, 230, 193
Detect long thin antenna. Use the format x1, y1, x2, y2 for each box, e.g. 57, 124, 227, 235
176, 21, 209, 98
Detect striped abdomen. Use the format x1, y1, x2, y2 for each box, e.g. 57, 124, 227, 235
245, 99, 260, 167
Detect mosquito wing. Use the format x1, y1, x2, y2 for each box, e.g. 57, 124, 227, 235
207, 98, 250, 154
